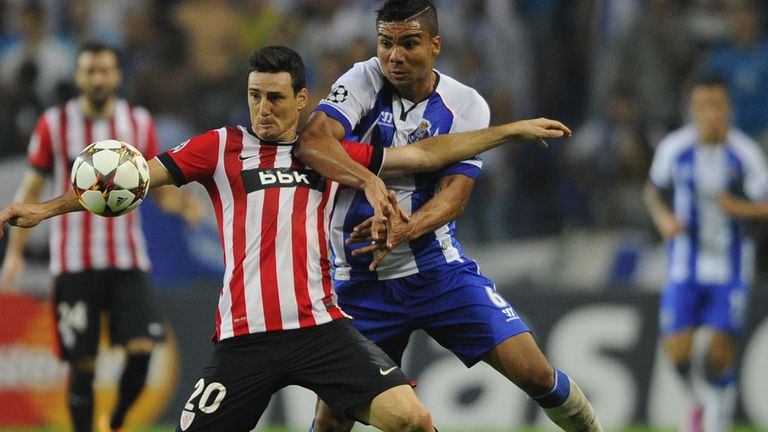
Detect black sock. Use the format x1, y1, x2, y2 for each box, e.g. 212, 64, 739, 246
69, 367, 95, 432
110, 352, 151, 429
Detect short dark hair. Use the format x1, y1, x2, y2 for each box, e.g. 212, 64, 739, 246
689, 74, 728, 93
77, 40, 120, 62
376, 0, 439, 36
247, 46, 306, 95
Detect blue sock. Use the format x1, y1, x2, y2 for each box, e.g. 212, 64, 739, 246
533, 369, 571, 409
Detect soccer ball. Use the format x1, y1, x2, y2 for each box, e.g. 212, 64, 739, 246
71, 139, 150, 217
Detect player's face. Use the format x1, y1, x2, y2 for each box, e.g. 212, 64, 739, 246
247, 71, 308, 142
690, 85, 730, 143
75, 51, 121, 108
376, 19, 441, 99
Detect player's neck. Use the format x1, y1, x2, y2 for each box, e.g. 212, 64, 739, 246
395, 70, 437, 103
79, 96, 116, 119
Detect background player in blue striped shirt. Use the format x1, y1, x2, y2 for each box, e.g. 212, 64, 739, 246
296, 1, 603, 431
644, 75, 768, 432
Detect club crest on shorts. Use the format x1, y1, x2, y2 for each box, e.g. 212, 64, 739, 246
180, 409, 195, 430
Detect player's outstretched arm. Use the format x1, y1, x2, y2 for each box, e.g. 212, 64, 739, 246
380, 117, 571, 178
719, 192, 768, 219
0, 159, 178, 239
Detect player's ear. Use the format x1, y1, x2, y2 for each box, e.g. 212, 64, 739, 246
296, 88, 309, 111
431, 35, 441, 57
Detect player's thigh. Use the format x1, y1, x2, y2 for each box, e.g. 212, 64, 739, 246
53, 271, 104, 362
334, 279, 412, 364
108, 269, 164, 347
291, 319, 411, 423
662, 329, 695, 365
175, 338, 279, 432
705, 329, 737, 372
410, 261, 531, 367
659, 281, 700, 335
348, 384, 431, 431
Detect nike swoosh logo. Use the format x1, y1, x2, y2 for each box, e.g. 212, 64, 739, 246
238, 154, 254, 161
379, 366, 397, 376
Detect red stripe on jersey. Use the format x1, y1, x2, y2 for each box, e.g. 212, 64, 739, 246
59, 107, 69, 274
27, 116, 53, 171
317, 183, 343, 319
289, 160, 315, 327
81, 120, 93, 269
106, 119, 117, 267
258, 145, 282, 331
224, 128, 250, 336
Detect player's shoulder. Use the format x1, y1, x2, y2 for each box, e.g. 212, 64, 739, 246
118, 98, 155, 122
656, 124, 698, 155
434, 71, 488, 110
726, 127, 765, 158
344, 57, 386, 85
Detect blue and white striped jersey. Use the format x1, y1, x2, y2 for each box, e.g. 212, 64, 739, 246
649, 125, 768, 285
316, 57, 490, 281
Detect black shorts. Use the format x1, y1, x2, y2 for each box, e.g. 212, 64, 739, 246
53, 269, 164, 361
176, 319, 410, 432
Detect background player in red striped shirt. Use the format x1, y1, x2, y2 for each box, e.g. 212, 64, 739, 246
0, 41, 201, 432
0, 45, 570, 431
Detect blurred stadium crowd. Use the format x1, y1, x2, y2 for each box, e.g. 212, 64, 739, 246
2, 0, 768, 269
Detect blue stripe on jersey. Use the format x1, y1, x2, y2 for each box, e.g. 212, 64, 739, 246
315, 104, 352, 136
677, 147, 698, 281
350, 84, 396, 147
725, 147, 745, 285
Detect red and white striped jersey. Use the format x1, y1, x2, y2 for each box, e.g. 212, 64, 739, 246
27, 98, 159, 275
157, 125, 383, 340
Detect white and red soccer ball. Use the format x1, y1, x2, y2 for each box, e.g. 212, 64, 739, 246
71, 139, 150, 217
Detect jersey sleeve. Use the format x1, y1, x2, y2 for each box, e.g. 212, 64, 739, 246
437, 90, 490, 180
339, 140, 384, 175
156, 130, 220, 186
649, 139, 676, 190
739, 141, 768, 201
314, 58, 383, 136
26, 114, 54, 175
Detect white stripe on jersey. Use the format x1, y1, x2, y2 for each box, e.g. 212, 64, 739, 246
214, 128, 237, 338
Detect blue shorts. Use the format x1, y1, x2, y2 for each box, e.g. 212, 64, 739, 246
659, 280, 749, 335
334, 260, 530, 367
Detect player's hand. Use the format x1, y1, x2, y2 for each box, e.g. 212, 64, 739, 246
0, 203, 46, 238
509, 118, 572, 148
0, 252, 25, 293
348, 193, 414, 270
657, 212, 684, 240
362, 179, 408, 248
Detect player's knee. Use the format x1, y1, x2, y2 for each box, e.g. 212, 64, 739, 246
125, 337, 155, 354
390, 404, 432, 432
515, 363, 556, 397
706, 350, 734, 377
